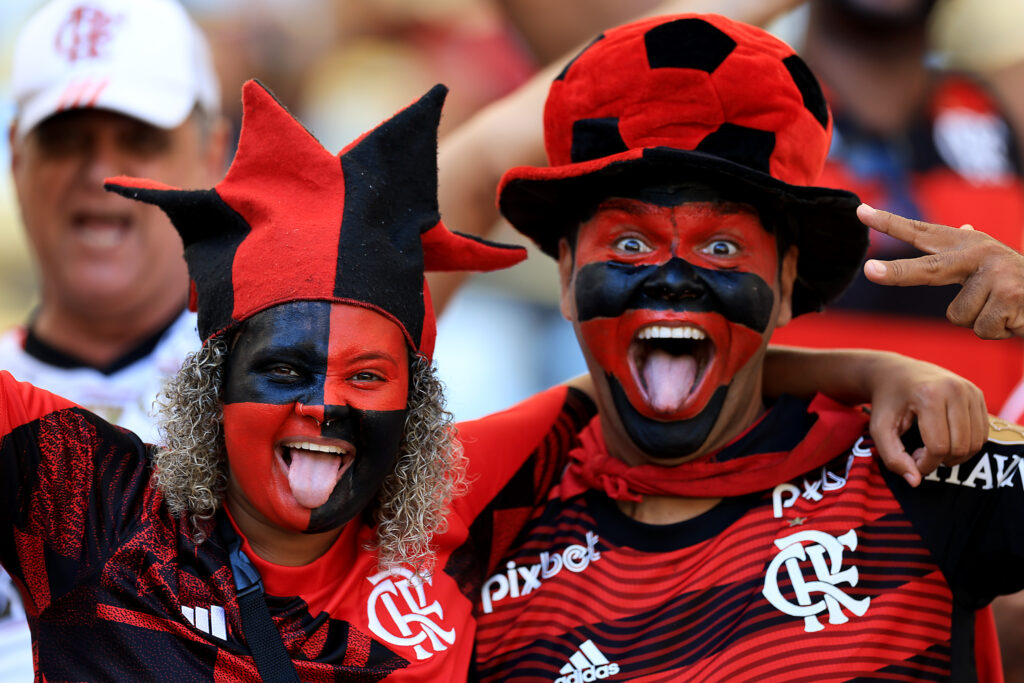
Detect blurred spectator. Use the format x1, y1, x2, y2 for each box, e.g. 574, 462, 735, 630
771, 0, 1024, 410
0, 0, 227, 678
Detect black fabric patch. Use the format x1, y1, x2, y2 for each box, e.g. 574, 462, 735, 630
645, 18, 736, 73
570, 117, 628, 164
334, 88, 445, 348
696, 123, 776, 175
555, 34, 605, 81
104, 184, 251, 340
782, 55, 829, 129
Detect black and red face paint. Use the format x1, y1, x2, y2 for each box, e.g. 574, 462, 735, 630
571, 197, 779, 459
222, 301, 409, 534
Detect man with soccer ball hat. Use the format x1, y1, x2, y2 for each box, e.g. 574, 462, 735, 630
473, 13, 1024, 680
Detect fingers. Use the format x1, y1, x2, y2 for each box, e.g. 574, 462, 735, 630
970, 296, 1015, 340
870, 408, 922, 487
860, 203, 1024, 339
856, 204, 967, 254
969, 390, 988, 459
912, 378, 987, 479
914, 391, 951, 477
946, 261, 1024, 338
945, 278, 1000, 335
864, 252, 969, 288
943, 395, 978, 465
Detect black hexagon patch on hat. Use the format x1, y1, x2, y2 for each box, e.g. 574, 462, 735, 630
645, 18, 737, 72
783, 55, 829, 129
571, 117, 629, 163
696, 123, 775, 174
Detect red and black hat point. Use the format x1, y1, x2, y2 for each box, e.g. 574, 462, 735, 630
106, 80, 525, 359
498, 13, 868, 315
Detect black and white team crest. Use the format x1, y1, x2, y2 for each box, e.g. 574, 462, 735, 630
554, 639, 620, 683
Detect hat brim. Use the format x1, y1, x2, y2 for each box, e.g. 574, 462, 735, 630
15, 75, 198, 141
498, 146, 868, 316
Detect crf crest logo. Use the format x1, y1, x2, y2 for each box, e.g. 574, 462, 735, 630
56, 6, 119, 62
366, 568, 456, 660
762, 528, 870, 633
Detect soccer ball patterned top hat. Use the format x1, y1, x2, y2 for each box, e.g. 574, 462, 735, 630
106, 80, 526, 359
498, 13, 869, 316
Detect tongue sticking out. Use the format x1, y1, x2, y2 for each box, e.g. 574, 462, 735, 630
287, 449, 346, 508
642, 349, 698, 414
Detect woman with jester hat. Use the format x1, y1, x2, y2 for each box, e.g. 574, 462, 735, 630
0, 77, 995, 681
0, 80, 540, 681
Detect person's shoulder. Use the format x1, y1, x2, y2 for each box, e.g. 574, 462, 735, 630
457, 385, 593, 433
0, 324, 30, 364
453, 384, 595, 466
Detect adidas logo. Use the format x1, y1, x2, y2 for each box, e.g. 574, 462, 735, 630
181, 604, 227, 640
554, 639, 620, 683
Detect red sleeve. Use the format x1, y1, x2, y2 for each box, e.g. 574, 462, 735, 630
0, 370, 78, 433
451, 385, 595, 573
0, 371, 154, 618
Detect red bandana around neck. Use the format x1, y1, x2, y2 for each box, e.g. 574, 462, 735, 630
560, 394, 870, 502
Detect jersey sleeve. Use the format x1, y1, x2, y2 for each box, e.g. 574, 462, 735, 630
885, 418, 1024, 606
450, 385, 595, 573
0, 371, 155, 616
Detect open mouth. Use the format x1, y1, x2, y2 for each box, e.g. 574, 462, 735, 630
629, 324, 715, 414
278, 439, 355, 509
71, 212, 131, 249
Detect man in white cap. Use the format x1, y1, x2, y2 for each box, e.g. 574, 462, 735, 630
1, 0, 227, 677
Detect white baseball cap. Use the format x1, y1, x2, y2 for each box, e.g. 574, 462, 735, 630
11, 0, 221, 140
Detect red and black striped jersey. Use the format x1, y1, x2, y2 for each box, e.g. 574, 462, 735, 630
0, 371, 595, 681
472, 395, 1024, 682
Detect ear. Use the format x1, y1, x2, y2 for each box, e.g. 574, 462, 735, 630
557, 238, 575, 321
9, 122, 19, 174
775, 245, 799, 328
203, 114, 232, 182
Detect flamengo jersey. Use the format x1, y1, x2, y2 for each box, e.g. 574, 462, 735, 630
473, 395, 1024, 682
0, 309, 198, 681
0, 309, 199, 445
0, 372, 594, 681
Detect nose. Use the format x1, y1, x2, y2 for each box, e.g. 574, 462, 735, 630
295, 402, 351, 428
642, 257, 706, 302
295, 402, 325, 425
81, 135, 125, 187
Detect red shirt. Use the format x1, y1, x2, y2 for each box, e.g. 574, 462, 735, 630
0, 372, 594, 680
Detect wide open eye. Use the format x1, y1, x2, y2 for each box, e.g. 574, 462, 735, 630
614, 235, 653, 255
701, 239, 740, 258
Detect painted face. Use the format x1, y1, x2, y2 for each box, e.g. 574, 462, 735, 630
563, 196, 789, 460
222, 301, 409, 534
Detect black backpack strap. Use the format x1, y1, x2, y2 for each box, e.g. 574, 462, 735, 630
224, 522, 302, 683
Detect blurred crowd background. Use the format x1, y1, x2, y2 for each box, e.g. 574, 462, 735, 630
1, 0, 1023, 424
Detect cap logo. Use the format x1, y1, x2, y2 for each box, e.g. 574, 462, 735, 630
55, 5, 119, 62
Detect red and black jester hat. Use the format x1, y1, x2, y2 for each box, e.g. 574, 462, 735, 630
498, 13, 868, 316
106, 80, 525, 359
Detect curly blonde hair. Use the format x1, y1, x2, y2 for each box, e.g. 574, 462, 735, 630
154, 342, 465, 572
